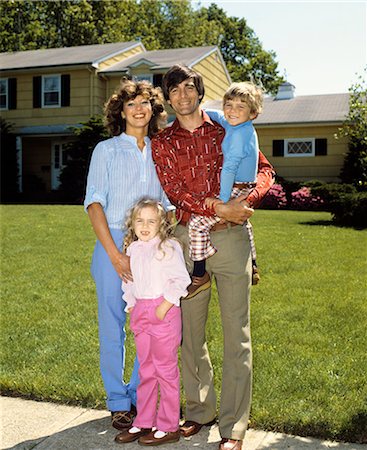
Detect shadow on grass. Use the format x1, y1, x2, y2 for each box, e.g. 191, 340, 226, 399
299, 219, 366, 230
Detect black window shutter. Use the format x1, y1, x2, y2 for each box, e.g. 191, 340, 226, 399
33, 76, 42, 108
315, 138, 327, 156
273, 140, 284, 157
8, 78, 17, 110
61, 74, 70, 107
153, 74, 163, 89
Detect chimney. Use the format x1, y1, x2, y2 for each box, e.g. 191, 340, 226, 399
275, 82, 296, 100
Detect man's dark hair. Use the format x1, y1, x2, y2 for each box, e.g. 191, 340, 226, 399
162, 64, 205, 103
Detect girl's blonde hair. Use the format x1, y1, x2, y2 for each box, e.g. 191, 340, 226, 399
123, 198, 173, 252
223, 81, 264, 117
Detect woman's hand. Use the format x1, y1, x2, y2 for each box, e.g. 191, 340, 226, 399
111, 252, 133, 282
155, 299, 173, 320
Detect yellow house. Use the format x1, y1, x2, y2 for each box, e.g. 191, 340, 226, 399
0, 41, 231, 198
204, 82, 350, 183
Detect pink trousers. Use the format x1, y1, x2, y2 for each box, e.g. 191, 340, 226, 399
130, 297, 182, 432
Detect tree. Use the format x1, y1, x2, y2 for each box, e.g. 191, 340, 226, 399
58, 116, 109, 203
0, 0, 283, 94
337, 70, 367, 189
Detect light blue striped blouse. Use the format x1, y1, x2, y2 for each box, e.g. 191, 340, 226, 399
84, 133, 173, 229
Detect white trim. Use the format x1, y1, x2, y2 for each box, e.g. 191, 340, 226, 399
128, 59, 156, 68
284, 138, 315, 157
0, 78, 8, 110
42, 74, 61, 108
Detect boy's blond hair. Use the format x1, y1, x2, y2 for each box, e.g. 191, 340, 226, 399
223, 81, 264, 117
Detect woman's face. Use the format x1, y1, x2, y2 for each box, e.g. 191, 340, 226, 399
122, 94, 152, 133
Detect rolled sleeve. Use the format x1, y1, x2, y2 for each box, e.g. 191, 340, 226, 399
83, 141, 110, 213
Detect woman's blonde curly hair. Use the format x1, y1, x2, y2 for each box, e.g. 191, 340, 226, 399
104, 78, 167, 138
123, 198, 174, 253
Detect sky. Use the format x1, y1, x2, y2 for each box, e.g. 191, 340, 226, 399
193, 0, 366, 96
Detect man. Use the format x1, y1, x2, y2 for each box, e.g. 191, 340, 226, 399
152, 65, 275, 450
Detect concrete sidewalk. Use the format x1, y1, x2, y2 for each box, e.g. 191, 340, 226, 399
1, 396, 365, 450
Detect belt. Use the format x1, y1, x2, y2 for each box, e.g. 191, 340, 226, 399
179, 219, 239, 231
234, 182, 257, 189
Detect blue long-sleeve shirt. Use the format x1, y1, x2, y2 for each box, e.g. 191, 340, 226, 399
205, 109, 259, 203
84, 133, 173, 229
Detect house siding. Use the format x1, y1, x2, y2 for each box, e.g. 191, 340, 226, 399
97, 45, 144, 71
193, 52, 230, 101
257, 124, 348, 182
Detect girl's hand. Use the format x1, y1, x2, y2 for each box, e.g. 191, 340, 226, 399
127, 306, 134, 313
155, 299, 173, 320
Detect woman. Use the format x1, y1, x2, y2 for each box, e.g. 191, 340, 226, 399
84, 78, 170, 431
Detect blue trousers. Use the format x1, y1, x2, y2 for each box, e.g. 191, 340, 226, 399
91, 228, 139, 412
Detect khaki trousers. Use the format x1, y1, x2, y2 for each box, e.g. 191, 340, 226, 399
175, 224, 252, 441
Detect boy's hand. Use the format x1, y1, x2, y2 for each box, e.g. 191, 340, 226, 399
156, 299, 173, 320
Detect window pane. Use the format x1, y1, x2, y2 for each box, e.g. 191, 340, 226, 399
0, 80, 6, 94
45, 92, 59, 105
44, 76, 59, 91
288, 141, 312, 154
0, 95, 6, 108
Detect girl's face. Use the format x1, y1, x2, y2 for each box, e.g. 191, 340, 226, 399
122, 94, 153, 133
223, 98, 256, 126
133, 206, 160, 242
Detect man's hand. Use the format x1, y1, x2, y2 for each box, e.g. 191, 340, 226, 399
204, 197, 223, 209
111, 252, 133, 282
214, 195, 254, 225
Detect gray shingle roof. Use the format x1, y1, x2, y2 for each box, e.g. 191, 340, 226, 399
0, 42, 141, 71
100, 46, 218, 72
203, 93, 350, 125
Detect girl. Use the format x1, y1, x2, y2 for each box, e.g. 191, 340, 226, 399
115, 198, 190, 447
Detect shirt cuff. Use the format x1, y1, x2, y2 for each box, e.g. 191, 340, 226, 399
84, 188, 106, 213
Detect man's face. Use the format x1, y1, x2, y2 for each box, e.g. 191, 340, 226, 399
168, 79, 201, 117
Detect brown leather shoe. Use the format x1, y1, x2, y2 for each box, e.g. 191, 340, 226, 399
114, 427, 151, 443
138, 429, 180, 446
184, 272, 211, 299
218, 438, 243, 450
111, 404, 137, 430
180, 418, 216, 437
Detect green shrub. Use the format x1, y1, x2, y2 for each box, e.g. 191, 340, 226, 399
309, 183, 357, 210
330, 192, 367, 229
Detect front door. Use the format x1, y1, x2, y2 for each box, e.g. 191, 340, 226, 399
51, 142, 67, 190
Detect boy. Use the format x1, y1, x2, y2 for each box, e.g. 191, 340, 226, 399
186, 81, 264, 298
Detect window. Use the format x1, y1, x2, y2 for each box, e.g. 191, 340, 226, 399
43, 75, 61, 107
285, 138, 315, 157
134, 74, 153, 83
272, 138, 327, 157
0, 78, 17, 110
0, 79, 8, 109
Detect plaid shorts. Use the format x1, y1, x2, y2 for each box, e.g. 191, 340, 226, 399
188, 186, 256, 261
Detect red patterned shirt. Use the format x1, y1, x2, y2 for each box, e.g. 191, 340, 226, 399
152, 111, 275, 224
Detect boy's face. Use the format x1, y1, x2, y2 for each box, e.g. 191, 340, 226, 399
223, 98, 257, 126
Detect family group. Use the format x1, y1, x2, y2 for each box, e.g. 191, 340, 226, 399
84, 64, 275, 450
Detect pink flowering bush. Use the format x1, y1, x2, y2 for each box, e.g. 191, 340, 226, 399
261, 184, 287, 209
290, 186, 324, 210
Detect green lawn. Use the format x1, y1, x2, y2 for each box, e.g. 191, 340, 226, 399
1, 205, 366, 443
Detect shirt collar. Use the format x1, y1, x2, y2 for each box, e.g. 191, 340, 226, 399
120, 133, 150, 146
170, 109, 218, 133
135, 235, 161, 248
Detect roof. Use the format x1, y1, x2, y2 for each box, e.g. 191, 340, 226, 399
0, 41, 142, 71
100, 46, 218, 73
203, 93, 350, 125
